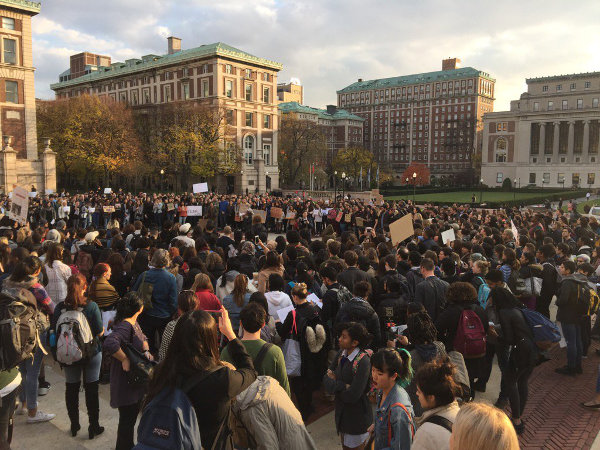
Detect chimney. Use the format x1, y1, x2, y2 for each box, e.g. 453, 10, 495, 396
442, 58, 461, 71
167, 36, 182, 55
326, 105, 337, 115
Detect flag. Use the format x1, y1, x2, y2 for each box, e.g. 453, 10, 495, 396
376, 166, 380, 184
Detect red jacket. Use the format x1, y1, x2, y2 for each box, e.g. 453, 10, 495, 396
195, 289, 221, 311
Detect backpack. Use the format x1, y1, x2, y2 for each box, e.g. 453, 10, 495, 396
453, 308, 486, 359
519, 276, 542, 297
0, 288, 48, 370
387, 402, 415, 446
521, 308, 561, 350
137, 272, 155, 310
476, 277, 491, 308
135, 368, 224, 450
55, 308, 95, 365
299, 310, 328, 354
572, 283, 591, 316
75, 251, 93, 279
331, 285, 353, 306
336, 348, 373, 376
588, 287, 600, 316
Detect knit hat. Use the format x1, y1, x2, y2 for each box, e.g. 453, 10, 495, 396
45, 229, 61, 243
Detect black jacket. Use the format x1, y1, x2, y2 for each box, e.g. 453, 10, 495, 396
336, 298, 381, 348
539, 261, 559, 302
414, 276, 449, 322
556, 273, 589, 324
337, 266, 370, 293
435, 302, 489, 353
375, 292, 407, 334
406, 267, 424, 301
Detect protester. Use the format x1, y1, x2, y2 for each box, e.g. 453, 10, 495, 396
158, 290, 198, 361
191, 273, 222, 311
43, 242, 72, 304
88, 263, 120, 311
222, 273, 252, 333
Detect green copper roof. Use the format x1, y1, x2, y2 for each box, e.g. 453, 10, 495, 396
278, 101, 365, 121
526, 71, 600, 84
0, 0, 40, 13
337, 67, 495, 93
51, 42, 283, 90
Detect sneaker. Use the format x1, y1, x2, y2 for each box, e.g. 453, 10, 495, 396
494, 397, 508, 409
473, 381, 486, 393
555, 366, 577, 376
38, 381, 51, 396
15, 404, 27, 416
26, 411, 56, 424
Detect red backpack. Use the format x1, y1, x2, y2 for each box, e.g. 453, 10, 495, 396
453, 308, 486, 359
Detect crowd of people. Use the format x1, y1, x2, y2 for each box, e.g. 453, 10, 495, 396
1, 188, 599, 450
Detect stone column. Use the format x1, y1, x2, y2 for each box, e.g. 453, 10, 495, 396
42, 138, 57, 193
1, 136, 17, 193
253, 149, 265, 194
553, 121, 560, 162
539, 122, 546, 155
568, 121, 575, 163
583, 120, 590, 162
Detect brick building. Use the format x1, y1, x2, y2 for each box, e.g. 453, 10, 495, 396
337, 58, 495, 184
0, 0, 55, 193
481, 71, 600, 188
278, 101, 364, 166
51, 38, 282, 194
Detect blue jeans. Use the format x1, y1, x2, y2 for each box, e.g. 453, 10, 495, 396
562, 323, 582, 369
18, 333, 47, 411
64, 352, 102, 384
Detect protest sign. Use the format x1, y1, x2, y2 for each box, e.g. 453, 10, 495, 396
193, 182, 208, 193
441, 228, 456, 245
8, 186, 28, 225
285, 211, 296, 220
104, 188, 112, 194
28, 192, 37, 198
239, 203, 249, 216
511, 220, 519, 242
187, 205, 203, 216
356, 217, 365, 227
103, 206, 115, 213
254, 210, 267, 223
389, 214, 414, 245
270, 207, 283, 219
167, 203, 175, 211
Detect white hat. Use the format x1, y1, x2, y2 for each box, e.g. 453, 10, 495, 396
84, 231, 99, 243
179, 223, 191, 234
45, 229, 61, 243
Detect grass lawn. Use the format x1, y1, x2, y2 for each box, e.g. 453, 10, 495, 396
385, 190, 567, 204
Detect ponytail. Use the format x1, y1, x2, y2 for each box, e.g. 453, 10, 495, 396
371, 347, 414, 388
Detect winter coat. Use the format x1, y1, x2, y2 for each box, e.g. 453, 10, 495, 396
337, 266, 370, 293
336, 297, 382, 348
264, 290, 293, 319
216, 270, 257, 301
414, 276, 449, 322
257, 266, 285, 293
234, 376, 317, 450
556, 273, 589, 324
412, 401, 460, 450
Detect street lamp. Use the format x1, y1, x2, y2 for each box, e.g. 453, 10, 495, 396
480, 178, 484, 205
265, 171, 269, 193
334, 170, 338, 200
160, 169, 164, 192
412, 172, 417, 204
342, 172, 346, 199
513, 178, 517, 202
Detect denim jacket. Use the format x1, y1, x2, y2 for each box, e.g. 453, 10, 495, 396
374, 384, 414, 450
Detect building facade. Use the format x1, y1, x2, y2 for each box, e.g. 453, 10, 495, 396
481, 72, 600, 189
51, 38, 282, 194
278, 102, 364, 167
277, 80, 303, 104
0, 0, 55, 193
337, 58, 495, 184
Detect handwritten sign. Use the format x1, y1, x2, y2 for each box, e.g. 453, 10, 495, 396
103, 206, 115, 213
270, 207, 283, 219
8, 186, 28, 225
441, 228, 456, 245
187, 205, 203, 216
193, 182, 208, 193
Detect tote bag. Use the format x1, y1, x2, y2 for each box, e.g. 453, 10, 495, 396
282, 310, 301, 377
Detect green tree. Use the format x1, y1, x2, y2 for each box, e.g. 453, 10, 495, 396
332, 146, 373, 188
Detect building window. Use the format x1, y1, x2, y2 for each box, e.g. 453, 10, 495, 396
3, 38, 16, 65
529, 173, 536, 184
496, 122, 507, 132
588, 173, 595, 185
245, 68, 252, 78
262, 87, 269, 103
131, 90, 138, 105
183, 83, 190, 100
244, 135, 254, 164
225, 80, 233, 98
496, 172, 503, 184
543, 173, 550, 184
182, 67, 188, 77
263, 144, 271, 165
561, 100, 568, 110
143, 88, 150, 104
548, 101, 554, 111
263, 114, 270, 128
570, 83, 576, 90
572, 173, 580, 186
533, 102, 539, 111
262, 72, 269, 81
558, 173, 565, 184
201, 64, 209, 74
202, 80, 209, 97
1, 17, 14, 30
495, 137, 507, 162
5, 80, 17, 103
164, 85, 171, 102
245, 112, 253, 127
556, 84, 562, 91
245, 84, 252, 101
225, 64, 232, 74
542, 85, 548, 92
594, 98, 599, 108
226, 109, 234, 124
577, 99, 583, 109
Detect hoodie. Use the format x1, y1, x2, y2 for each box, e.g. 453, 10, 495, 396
215, 270, 257, 301
556, 273, 589, 324
264, 290, 293, 318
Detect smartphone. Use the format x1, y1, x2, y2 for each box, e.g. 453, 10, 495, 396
254, 236, 260, 244
205, 310, 222, 322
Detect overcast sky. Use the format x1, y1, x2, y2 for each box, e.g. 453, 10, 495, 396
33, 0, 600, 111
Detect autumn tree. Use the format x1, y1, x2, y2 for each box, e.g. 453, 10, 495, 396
332, 146, 373, 188
401, 163, 431, 186
278, 115, 327, 188
37, 95, 141, 188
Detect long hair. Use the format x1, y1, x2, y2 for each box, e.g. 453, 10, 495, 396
45, 242, 64, 268
371, 347, 413, 388
143, 310, 222, 409
89, 263, 110, 302
232, 274, 248, 307
64, 273, 87, 310
452, 402, 520, 450
191, 273, 214, 293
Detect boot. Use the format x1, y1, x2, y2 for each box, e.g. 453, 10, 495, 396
65, 382, 81, 437
84, 381, 104, 439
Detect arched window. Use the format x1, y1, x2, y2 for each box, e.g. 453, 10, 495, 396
495, 137, 507, 162
244, 135, 254, 164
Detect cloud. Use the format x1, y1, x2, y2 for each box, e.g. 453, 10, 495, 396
33, 0, 600, 112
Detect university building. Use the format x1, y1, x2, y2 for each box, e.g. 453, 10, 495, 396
481, 71, 600, 188
50, 38, 283, 194
277, 79, 303, 104
0, 0, 55, 193
278, 101, 364, 165
337, 58, 495, 184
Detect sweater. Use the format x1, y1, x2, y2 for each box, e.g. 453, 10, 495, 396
89, 277, 120, 310
412, 401, 460, 450
221, 338, 290, 397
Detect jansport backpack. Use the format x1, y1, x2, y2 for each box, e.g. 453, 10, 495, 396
476, 277, 491, 308
520, 308, 561, 350
0, 288, 48, 370
55, 308, 95, 365
453, 308, 486, 359
135, 368, 225, 450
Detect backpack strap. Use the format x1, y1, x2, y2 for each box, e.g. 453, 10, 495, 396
253, 343, 273, 371
387, 402, 415, 445
181, 366, 225, 393
423, 414, 453, 433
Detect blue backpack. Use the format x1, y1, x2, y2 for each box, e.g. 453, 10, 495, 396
134, 368, 223, 450
521, 309, 561, 350
476, 277, 491, 308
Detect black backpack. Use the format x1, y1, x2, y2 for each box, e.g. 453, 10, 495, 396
0, 287, 49, 370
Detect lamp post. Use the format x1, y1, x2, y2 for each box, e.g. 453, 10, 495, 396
412, 172, 417, 203
513, 178, 517, 202
334, 170, 338, 200
265, 171, 269, 193
342, 172, 346, 200
480, 178, 484, 205
160, 169, 164, 192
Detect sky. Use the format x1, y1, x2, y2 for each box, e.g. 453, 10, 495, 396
33, 0, 600, 111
